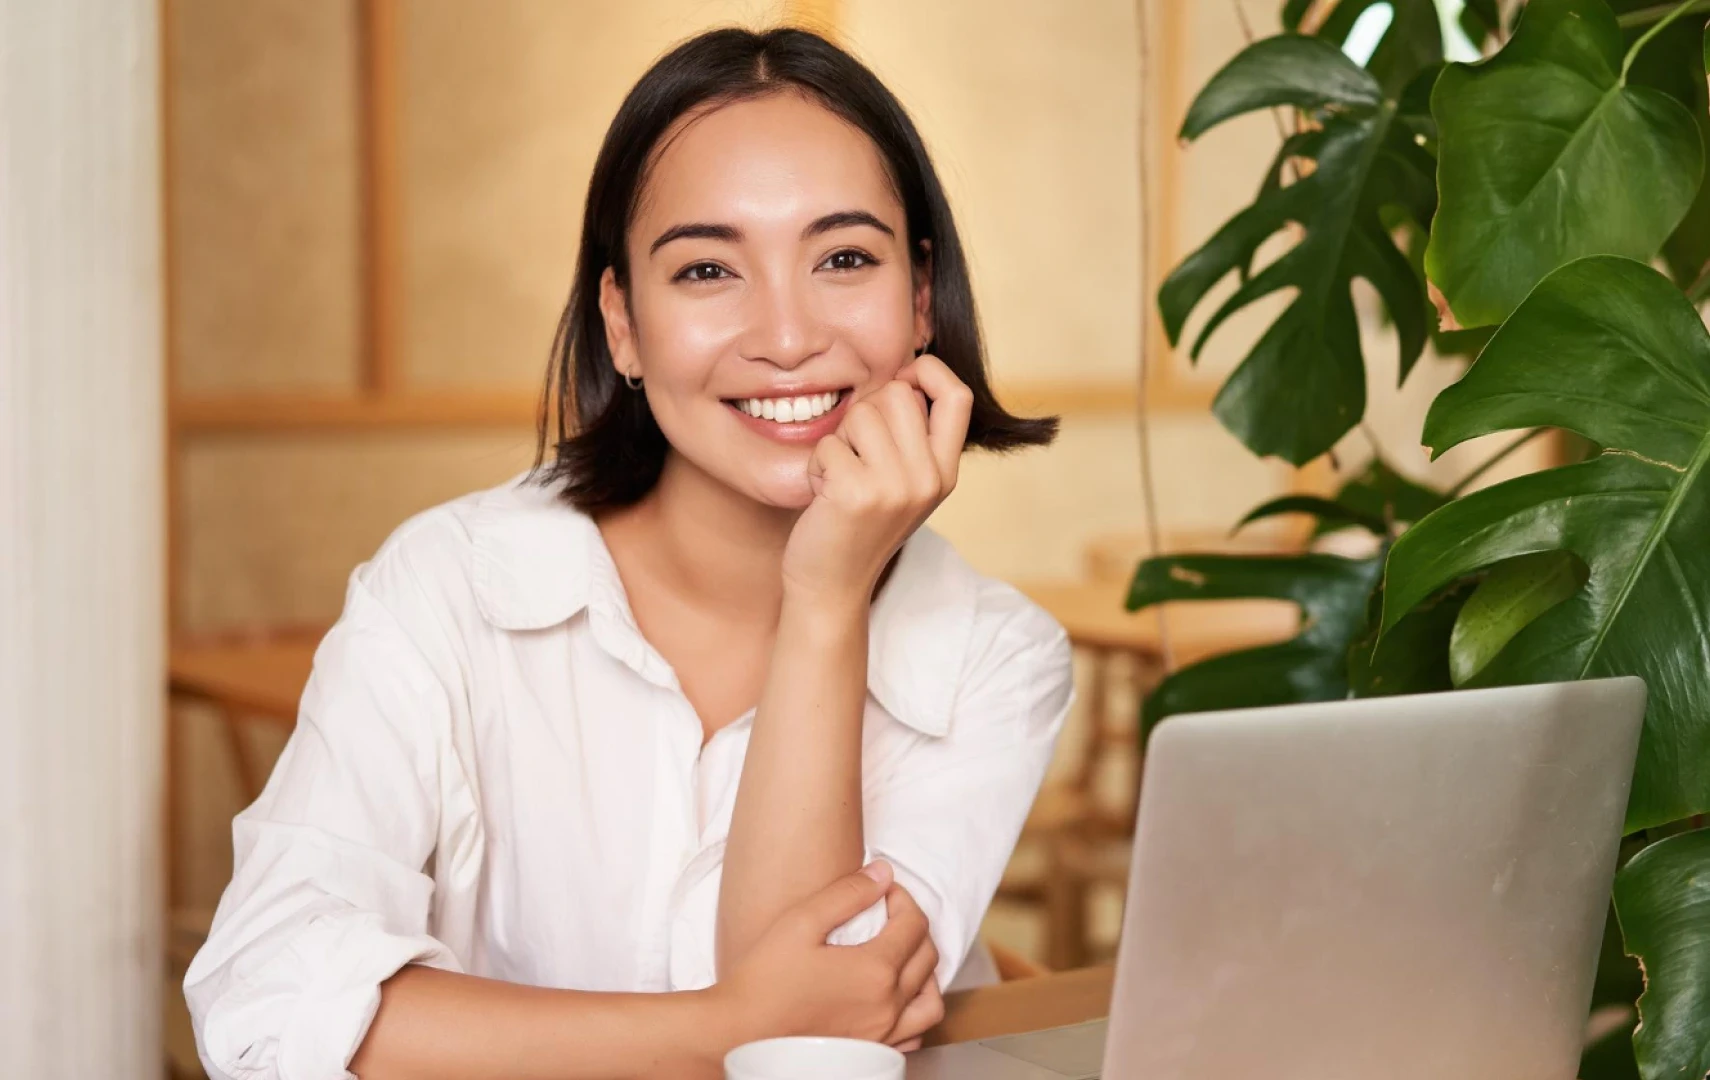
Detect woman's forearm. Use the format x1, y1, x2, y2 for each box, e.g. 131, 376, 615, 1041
350, 965, 737, 1080
717, 589, 870, 971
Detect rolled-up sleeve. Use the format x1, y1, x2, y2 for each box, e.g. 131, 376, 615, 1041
844, 599, 1074, 988
184, 572, 462, 1080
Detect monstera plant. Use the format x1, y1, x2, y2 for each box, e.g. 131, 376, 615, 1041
1136, 1, 1710, 1077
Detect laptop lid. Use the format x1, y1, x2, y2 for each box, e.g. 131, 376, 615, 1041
1102, 677, 1646, 1080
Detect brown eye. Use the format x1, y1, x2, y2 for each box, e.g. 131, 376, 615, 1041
678, 262, 731, 282
821, 250, 873, 272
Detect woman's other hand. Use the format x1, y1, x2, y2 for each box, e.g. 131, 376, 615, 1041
783, 355, 973, 609
714, 860, 942, 1045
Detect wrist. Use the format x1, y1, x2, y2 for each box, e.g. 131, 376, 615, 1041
691, 984, 771, 1065
780, 581, 873, 623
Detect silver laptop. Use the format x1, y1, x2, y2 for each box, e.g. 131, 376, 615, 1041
908, 677, 1647, 1080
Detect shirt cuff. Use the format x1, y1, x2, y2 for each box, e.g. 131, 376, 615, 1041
825, 848, 890, 947
199, 913, 459, 1080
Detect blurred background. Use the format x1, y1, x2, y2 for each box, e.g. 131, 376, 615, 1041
5, 1, 1559, 1076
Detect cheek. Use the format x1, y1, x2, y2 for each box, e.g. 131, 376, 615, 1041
631, 290, 738, 378
823, 275, 919, 376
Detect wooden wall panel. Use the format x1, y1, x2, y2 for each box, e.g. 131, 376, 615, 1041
181, 433, 536, 632
167, 0, 363, 394
929, 413, 1293, 583
841, 0, 1143, 386
396, 0, 786, 392
1154, 0, 1291, 393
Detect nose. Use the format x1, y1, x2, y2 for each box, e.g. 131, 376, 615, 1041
735, 271, 831, 370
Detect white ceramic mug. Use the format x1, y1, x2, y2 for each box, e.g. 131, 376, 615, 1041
724, 1036, 906, 1080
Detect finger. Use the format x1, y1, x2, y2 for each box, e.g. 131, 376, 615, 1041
792, 861, 893, 938
886, 979, 944, 1046
870, 384, 938, 499
896, 355, 972, 486
865, 881, 930, 968
807, 431, 857, 497
840, 398, 902, 474
896, 930, 939, 1002
892, 1038, 923, 1053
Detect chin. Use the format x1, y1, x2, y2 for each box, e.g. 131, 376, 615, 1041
751, 476, 815, 511
742, 462, 815, 510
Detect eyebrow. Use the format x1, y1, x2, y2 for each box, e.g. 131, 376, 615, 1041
648, 209, 895, 256
803, 210, 895, 240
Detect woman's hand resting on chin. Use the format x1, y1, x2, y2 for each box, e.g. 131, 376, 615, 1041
782, 355, 973, 609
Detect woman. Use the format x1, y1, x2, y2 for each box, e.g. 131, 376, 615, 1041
187, 25, 1072, 1080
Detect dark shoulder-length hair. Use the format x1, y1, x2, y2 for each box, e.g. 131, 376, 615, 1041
535, 25, 1057, 512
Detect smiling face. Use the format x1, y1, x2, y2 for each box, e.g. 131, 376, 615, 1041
599, 91, 931, 510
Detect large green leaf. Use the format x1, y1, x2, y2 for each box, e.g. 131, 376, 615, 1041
1579, 893, 1648, 1080
1127, 553, 1383, 729
1348, 577, 1474, 697
1618, 2, 1710, 288
1236, 494, 1388, 536
1304, 0, 1447, 94
1238, 457, 1447, 537
1381, 256, 1710, 830
1448, 550, 1589, 686
1160, 35, 1434, 465
1333, 457, 1448, 529
1457, 0, 1504, 43
1613, 829, 1710, 1080
1424, 0, 1704, 328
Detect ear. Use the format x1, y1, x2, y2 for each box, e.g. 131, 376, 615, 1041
599, 267, 640, 379
912, 239, 933, 353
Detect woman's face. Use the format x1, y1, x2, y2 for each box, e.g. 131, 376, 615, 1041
602, 91, 931, 510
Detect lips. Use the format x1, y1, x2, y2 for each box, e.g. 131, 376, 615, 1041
728, 389, 848, 425
723, 387, 854, 444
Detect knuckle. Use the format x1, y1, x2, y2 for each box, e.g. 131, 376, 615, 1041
860, 961, 894, 1001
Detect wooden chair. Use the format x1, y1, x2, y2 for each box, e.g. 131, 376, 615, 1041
1000, 541, 1298, 969
166, 627, 321, 967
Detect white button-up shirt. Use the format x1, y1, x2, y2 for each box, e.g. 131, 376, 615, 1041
184, 477, 1073, 1080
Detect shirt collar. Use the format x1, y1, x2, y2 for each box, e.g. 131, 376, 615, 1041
470, 478, 977, 738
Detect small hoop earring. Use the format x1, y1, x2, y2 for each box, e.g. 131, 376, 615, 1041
623, 372, 642, 390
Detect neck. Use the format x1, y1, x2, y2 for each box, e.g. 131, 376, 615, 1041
603, 452, 799, 623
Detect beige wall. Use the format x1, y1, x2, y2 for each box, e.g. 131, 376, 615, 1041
845, 0, 1297, 578
168, 0, 363, 395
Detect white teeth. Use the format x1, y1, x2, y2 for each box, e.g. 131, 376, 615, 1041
736, 390, 844, 424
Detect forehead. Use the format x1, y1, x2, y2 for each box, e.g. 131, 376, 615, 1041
635, 91, 902, 234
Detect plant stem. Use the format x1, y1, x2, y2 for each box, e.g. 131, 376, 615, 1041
1447, 428, 1547, 497
1620, 0, 1705, 81
1617, 0, 1710, 30
1687, 261, 1710, 304
1134, 0, 1175, 671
